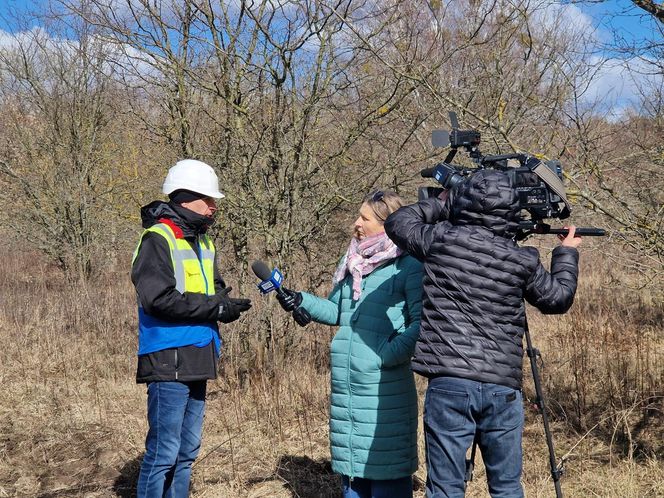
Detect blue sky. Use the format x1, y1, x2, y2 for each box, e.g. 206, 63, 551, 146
0, 0, 33, 31
576, 0, 662, 53
0, 0, 661, 117
0, 0, 660, 37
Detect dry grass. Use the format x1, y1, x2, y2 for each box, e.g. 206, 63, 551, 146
0, 246, 662, 497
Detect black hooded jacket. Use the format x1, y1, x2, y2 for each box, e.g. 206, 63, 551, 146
385, 170, 579, 390
131, 201, 226, 383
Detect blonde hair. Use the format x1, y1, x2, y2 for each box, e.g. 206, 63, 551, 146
363, 190, 404, 222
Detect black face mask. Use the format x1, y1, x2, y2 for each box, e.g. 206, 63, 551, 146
168, 201, 215, 237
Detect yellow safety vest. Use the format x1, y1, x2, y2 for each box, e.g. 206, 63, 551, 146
132, 221, 219, 355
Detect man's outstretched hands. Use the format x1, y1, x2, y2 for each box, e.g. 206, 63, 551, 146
217, 287, 252, 323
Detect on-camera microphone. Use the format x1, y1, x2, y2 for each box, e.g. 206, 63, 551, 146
420, 167, 436, 178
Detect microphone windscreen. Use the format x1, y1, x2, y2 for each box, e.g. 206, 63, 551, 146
251, 260, 272, 281
420, 167, 436, 178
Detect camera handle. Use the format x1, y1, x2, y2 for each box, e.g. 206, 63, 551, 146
517, 222, 606, 241
463, 315, 565, 498
519, 222, 606, 238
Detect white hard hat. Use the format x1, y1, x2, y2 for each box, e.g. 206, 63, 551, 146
162, 159, 225, 199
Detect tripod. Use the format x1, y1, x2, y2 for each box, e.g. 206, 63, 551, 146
465, 316, 565, 498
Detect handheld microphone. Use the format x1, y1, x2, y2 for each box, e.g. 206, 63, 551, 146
252, 260, 312, 326
251, 260, 286, 296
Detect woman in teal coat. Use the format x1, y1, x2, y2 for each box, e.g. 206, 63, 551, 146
277, 190, 423, 498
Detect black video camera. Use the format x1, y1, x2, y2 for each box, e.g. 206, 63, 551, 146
420, 111, 605, 238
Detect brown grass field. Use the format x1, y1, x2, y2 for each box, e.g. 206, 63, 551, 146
0, 245, 662, 498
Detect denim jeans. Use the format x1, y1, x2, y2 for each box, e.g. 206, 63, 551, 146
137, 381, 207, 498
423, 376, 524, 498
342, 475, 413, 498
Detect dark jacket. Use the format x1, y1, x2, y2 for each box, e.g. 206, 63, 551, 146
385, 170, 579, 390
131, 201, 225, 383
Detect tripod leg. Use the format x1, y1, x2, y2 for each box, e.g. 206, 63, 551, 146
464, 435, 478, 489
524, 316, 564, 498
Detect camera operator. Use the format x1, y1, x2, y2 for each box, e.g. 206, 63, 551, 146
384, 169, 581, 498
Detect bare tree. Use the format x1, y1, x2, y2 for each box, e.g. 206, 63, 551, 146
0, 11, 137, 277
1, 0, 660, 285
65, 0, 437, 271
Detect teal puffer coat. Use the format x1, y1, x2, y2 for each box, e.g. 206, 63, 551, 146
299, 254, 423, 480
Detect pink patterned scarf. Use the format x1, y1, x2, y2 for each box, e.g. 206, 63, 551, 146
333, 232, 402, 300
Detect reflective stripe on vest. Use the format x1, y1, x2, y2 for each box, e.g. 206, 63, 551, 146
133, 223, 216, 295
132, 223, 220, 356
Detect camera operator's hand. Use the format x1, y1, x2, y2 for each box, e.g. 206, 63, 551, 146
559, 225, 582, 249
293, 306, 311, 327
276, 287, 302, 312
217, 287, 252, 323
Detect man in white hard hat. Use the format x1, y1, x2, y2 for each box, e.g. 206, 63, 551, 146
131, 159, 252, 497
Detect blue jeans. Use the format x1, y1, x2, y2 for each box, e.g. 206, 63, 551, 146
423, 377, 524, 498
137, 381, 207, 498
342, 475, 413, 498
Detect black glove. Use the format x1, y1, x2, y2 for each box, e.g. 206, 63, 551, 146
292, 306, 311, 327
276, 287, 302, 312
217, 287, 252, 324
